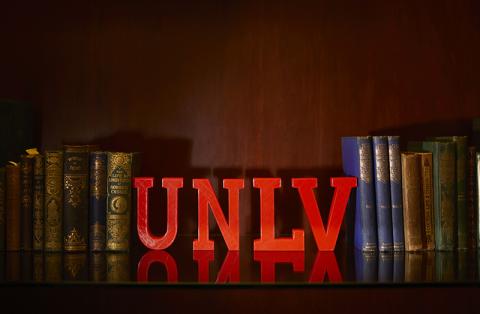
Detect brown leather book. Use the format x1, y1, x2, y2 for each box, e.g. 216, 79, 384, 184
401, 153, 423, 251
466, 146, 477, 249
20, 155, 34, 251
417, 152, 435, 250
33, 154, 44, 251
6, 163, 21, 251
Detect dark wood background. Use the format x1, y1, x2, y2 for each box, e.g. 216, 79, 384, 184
1, 0, 480, 238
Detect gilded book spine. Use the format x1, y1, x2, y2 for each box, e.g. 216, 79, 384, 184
106, 152, 133, 251
89, 152, 107, 251
20, 155, 33, 250
418, 152, 435, 250
401, 153, 423, 251
0, 168, 5, 250
63, 145, 89, 252
388, 136, 404, 251
466, 147, 476, 249
33, 155, 44, 250
6, 164, 21, 251
44, 151, 63, 251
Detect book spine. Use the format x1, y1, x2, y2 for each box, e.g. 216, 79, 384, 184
33, 155, 44, 251
454, 137, 467, 250
20, 155, 33, 250
476, 153, 480, 247
401, 153, 423, 251
89, 152, 107, 251
106, 152, 133, 251
6, 164, 21, 251
63, 145, 89, 252
0, 168, 5, 250
418, 153, 435, 250
473, 118, 480, 151
388, 136, 404, 251
373, 136, 393, 251
466, 147, 476, 249
44, 151, 63, 251
438, 143, 456, 250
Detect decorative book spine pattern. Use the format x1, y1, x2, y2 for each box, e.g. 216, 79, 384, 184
33, 155, 44, 250
373, 136, 393, 251
466, 147, 476, 249
401, 153, 423, 251
20, 155, 33, 251
63, 145, 90, 252
44, 151, 63, 251
106, 152, 133, 251
90, 152, 107, 251
388, 136, 404, 251
341, 137, 377, 252
418, 152, 435, 250
0, 168, 5, 250
6, 163, 21, 251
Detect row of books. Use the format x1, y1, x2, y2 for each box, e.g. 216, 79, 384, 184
0, 145, 139, 252
342, 135, 479, 252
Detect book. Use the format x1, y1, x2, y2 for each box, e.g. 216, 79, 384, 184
372, 136, 393, 251
387, 136, 404, 251
477, 153, 480, 248
417, 152, 435, 250
0, 167, 5, 250
33, 154, 44, 251
63, 145, 90, 252
408, 141, 456, 250
44, 151, 63, 252
6, 163, 21, 251
20, 154, 34, 251
401, 153, 423, 251
341, 137, 377, 252
106, 152, 134, 251
466, 147, 476, 249
89, 151, 107, 251
473, 118, 480, 151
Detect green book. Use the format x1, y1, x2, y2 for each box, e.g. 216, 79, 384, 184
430, 136, 467, 249
408, 141, 457, 250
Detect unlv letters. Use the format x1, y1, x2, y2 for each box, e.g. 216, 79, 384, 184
134, 177, 356, 252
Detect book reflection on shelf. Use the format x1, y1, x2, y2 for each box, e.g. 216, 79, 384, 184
6, 252, 20, 282
354, 250, 377, 282
33, 252, 43, 282
63, 253, 87, 281
393, 252, 404, 282
457, 250, 477, 281
405, 252, 423, 282
90, 252, 106, 282
436, 251, 456, 282
378, 252, 393, 282
107, 253, 130, 282
0, 252, 4, 282
45, 253, 62, 282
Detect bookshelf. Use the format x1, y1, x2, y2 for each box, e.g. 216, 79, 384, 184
1, 0, 480, 313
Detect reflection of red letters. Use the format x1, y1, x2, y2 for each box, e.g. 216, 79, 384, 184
193, 251, 240, 283
293, 177, 356, 251
193, 179, 244, 251
134, 177, 183, 250
137, 250, 178, 282
254, 251, 304, 283
253, 178, 304, 251
309, 251, 342, 283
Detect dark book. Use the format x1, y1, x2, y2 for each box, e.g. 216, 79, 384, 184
0, 101, 34, 166
63, 252, 87, 281
473, 118, 480, 151
44, 252, 62, 282
89, 252, 106, 281
408, 141, 456, 250
0, 167, 5, 250
89, 152, 107, 251
372, 136, 393, 251
354, 250, 377, 282
341, 137, 377, 252
6, 163, 21, 251
387, 136, 404, 251
378, 252, 393, 282
417, 152, 435, 250
401, 153, 423, 251
20, 155, 34, 251
466, 147, 476, 249
44, 151, 63, 252
63, 145, 90, 252
33, 154, 44, 251
106, 152, 135, 252
477, 153, 480, 248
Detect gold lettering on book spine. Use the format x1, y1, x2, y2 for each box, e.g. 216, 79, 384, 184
359, 143, 372, 183
33, 155, 44, 250
389, 143, 401, 183
375, 143, 389, 184
92, 158, 106, 200
44, 152, 63, 251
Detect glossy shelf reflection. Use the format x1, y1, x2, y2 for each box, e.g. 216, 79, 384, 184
1, 236, 479, 285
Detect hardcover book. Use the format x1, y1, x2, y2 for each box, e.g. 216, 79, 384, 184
90, 151, 107, 251
466, 147, 476, 249
6, 163, 21, 251
372, 136, 393, 251
44, 151, 63, 252
387, 136, 404, 251
401, 153, 423, 251
0, 168, 5, 250
477, 153, 480, 247
63, 145, 90, 252
417, 152, 435, 250
20, 154, 34, 251
341, 137, 377, 252
33, 154, 44, 251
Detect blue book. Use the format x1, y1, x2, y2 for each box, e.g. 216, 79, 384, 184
372, 136, 394, 251
342, 136, 377, 251
387, 136, 405, 251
